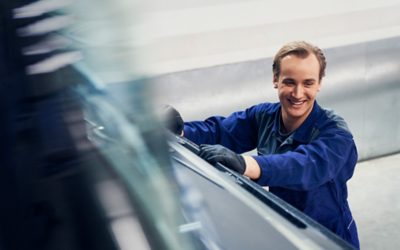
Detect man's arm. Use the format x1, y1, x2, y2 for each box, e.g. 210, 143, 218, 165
253, 130, 357, 190
184, 108, 259, 153
243, 155, 261, 179
200, 129, 357, 191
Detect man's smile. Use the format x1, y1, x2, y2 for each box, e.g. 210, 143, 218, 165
287, 99, 307, 107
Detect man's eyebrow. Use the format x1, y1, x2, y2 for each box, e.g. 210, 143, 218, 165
282, 77, 295, 80
304, 78, 317, 82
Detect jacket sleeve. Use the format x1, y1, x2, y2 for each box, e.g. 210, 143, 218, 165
253, 128, 358, 190
183, 106, 259, 153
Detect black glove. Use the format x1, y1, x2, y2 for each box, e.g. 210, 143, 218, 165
162, 105, 184, 135
199, 144, 246, 174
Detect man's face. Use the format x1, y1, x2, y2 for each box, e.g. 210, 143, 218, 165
274, 53, 321, 130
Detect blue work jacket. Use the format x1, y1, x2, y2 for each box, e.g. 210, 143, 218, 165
184, 101, 360, 248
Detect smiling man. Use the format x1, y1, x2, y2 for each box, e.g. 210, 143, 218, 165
276, 51, 321, 133
166, 41, 360, 248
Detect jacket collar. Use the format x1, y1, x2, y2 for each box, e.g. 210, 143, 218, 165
293, 101, 321, 143
273, 101, 321, 143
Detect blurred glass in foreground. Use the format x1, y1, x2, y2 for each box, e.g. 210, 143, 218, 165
0, 1, 213, 249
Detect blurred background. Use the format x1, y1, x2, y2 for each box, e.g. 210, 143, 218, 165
135, 0, 400, 249
1, 0, 399, 249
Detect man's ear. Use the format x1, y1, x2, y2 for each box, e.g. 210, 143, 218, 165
273, 75, 278, 88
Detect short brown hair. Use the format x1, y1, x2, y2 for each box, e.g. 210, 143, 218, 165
272, 41, 326, 81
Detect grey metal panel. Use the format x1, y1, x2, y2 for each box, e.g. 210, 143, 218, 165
153, 37, 400, 160
320, 37, 400, 160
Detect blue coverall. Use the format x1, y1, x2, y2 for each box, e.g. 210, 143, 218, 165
184, 101, 360, 248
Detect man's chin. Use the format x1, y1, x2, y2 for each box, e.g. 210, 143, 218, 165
286, 107, 308, 118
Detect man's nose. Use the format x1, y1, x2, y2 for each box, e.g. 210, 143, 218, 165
292, 84, 304, 98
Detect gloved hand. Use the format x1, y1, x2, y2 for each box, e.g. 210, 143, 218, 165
162, 105, 184, 135
199, 144, 246, 174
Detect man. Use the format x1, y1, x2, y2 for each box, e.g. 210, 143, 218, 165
166, 41, 359, 248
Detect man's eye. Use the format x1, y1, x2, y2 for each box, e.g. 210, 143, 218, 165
304, 81, 315, 86
283, 80, 295, 85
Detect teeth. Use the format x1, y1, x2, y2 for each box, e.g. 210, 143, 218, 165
290, 100, 304, 105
